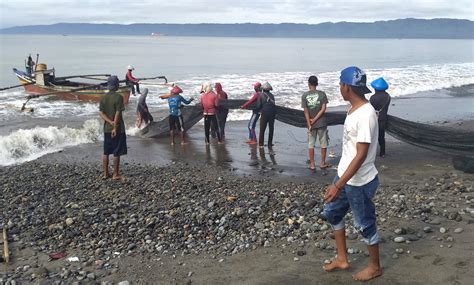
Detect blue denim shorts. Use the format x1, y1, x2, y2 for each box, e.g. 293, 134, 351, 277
321, 175, 380, 245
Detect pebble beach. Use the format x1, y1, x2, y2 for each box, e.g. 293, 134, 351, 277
1, 132, 474, 284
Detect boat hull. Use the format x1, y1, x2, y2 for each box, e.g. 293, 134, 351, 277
15, 71, 130, 105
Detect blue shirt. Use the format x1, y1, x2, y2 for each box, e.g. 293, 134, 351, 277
168, 95, 192, 116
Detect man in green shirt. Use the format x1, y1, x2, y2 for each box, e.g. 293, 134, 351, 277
99, 76, 127, 180
301, 75, 329, 170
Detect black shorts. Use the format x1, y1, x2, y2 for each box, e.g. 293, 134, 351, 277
103, 132, 127, 157
169, 115, 184, 131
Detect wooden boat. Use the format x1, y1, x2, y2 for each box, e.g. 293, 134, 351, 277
13, 63, 130, 105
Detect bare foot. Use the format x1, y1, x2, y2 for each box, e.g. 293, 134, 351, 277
112, 175, 127, 182
323, 258, 350, 272
100, 174, 110, 180
320, 163, 331, 169
352, 266, 382, 281
181, 141, 188, 145
309, 164, 316, 170
170, 142, 175, 145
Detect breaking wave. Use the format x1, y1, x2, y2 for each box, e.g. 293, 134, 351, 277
0, 119, 102, 166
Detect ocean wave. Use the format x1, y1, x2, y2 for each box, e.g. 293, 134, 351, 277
0, 119, 102, 166
1, 62, 473, 119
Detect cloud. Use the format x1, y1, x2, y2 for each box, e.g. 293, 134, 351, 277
1, 0, 472, 28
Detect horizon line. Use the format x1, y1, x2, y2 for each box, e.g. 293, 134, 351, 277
2, 17, 472, 30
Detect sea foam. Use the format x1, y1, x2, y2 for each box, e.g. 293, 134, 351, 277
0, 119, 102, 166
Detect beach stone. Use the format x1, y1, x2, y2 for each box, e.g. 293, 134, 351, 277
254, 222, 264, 230
394, 237, 406, 243
118, 281, 130, 285
283, 198, 291, 208
65, 218, 74, 226
297, 250, 306, 256
392, 254, 399, 259
440, 227, 447, 234
423, 226, 432, 233
394, 228, 406, 235
429, 218, 441, 225
395, 248, 404, 254
454, 228, 464, 233
347, 233, 358, 240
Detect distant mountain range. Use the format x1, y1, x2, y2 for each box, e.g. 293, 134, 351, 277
1, 19, 473, 39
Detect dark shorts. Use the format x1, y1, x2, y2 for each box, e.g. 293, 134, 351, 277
169, 115, 184, 131
103, 133, 127, 157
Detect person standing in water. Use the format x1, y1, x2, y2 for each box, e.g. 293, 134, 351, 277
301, 75, 330, 170
321, 66, 381, 282
213, 82, 229, 140
125, 65, 140, 95
200, 82, 223, 144
240, 82, 262, 145
99, 76, 127, 181
166, 85, 194, 145
136, 88, 153, 128
369, 77, 391, 157
256, 82, 276, 148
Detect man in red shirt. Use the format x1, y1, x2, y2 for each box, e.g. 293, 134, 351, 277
125, 65, 140, 95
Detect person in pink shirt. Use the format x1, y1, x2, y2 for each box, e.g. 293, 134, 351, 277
240, 82, 262, 144
200, 82, 223, 144
212, 82, 229, 139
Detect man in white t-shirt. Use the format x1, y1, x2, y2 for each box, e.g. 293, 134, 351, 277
320, 66, 381, 282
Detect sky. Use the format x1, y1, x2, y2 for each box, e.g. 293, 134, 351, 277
1, 0, 472, 29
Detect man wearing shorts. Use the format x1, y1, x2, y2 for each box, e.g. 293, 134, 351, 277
99, 75, 127, 180
321, 66, 381, 281
301, 75, 329, 170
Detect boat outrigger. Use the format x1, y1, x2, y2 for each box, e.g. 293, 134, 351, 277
13, 62, 131, 105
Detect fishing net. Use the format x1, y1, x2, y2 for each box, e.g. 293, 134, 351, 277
139, 99, 474, 172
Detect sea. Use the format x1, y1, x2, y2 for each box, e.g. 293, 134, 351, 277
0, 35, 473, 166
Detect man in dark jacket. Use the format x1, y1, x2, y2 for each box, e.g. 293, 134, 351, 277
256, 82, 276, 148
369, 77, 391, 157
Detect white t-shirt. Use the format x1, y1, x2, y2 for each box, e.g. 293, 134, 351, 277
337, 103, 379, 186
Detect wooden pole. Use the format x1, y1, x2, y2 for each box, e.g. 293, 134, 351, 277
3, 227, 9, 264
34, 54, 39, 72
55, 74, 111, 80
0, 82, 35, 91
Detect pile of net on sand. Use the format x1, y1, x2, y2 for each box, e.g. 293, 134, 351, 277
139, 99, 474, 173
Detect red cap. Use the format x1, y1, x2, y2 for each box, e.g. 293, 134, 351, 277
253, 82, 261, 88
171, 86, 183, 94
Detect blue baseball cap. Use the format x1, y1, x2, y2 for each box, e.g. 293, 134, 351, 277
107, 75, 119, 91
340, 66, 371, 94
